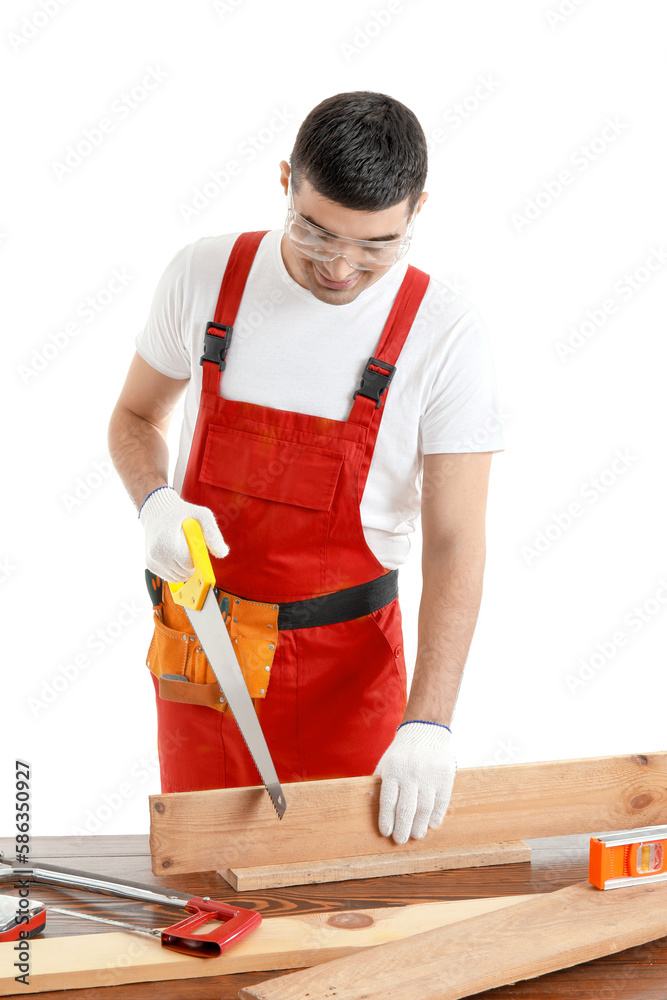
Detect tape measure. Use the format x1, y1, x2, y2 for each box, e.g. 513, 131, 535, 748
0, 894, 46, 941
589, 824, 667, 889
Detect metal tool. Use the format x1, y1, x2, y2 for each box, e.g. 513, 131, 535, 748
0, 894, 46, 941
589, 824, 667, 889
0, 856, 260, 957
168, 517, 286, 818
43, 904, 223, 945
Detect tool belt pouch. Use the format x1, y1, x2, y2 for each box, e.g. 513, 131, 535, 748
145, 576, 279, 714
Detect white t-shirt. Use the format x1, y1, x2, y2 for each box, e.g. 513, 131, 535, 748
135, 228, 505, 570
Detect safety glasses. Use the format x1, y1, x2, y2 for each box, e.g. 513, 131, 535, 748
284, 176, 416, 272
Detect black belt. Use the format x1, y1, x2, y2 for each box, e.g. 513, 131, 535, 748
146, 569, 399, 630
273, 569, 398, 629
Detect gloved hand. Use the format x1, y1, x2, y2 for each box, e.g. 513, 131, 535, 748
138, 486, 229, 582
374, 720, 457, 844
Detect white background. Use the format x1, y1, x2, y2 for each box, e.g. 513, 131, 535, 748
1, 0, 665, 838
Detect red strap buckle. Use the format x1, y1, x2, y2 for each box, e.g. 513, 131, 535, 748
200, 322, 234, 371
353, 356, 396, 409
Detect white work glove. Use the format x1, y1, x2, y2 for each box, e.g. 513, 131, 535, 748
374, 721, 457, 845
138, 486, 229, 582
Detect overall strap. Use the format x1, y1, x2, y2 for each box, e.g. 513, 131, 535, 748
349, 264, 431, 497
200, 231, 270, 395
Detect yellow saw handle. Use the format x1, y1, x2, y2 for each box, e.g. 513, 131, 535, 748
168, 518, 217, 612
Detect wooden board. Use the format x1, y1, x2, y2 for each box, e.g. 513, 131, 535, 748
219, 840, 532, 890
149, 751, 667, 874
239, 878, 667, 1000
0, 895, 532, 995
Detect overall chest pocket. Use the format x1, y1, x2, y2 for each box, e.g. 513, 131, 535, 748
199, 424, 345, 511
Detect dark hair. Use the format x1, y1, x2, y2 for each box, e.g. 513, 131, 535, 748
290, 91, 427, 217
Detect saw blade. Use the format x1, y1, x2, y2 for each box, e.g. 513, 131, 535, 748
184, 592, 286, 819
47, 906, 161, 938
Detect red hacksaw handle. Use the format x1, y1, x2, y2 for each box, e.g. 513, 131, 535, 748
160, 896, 262, 957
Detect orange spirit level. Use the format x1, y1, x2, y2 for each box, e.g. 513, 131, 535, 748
589, 824, 667, 889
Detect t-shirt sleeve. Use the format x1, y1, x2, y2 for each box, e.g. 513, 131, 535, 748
419, 304, 505, 454
135, 244, 192, 379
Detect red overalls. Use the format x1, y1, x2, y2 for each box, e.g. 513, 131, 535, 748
151, 231, 430, 792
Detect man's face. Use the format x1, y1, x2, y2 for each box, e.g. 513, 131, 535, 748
279, 161, 427, 306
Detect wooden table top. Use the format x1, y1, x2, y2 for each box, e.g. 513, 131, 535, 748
1, 833, 666, 999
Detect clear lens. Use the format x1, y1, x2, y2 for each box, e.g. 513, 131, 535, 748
284, 179, 415, 272
285, 215, 406, 270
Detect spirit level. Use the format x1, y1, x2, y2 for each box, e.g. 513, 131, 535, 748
589, 824, 667, 889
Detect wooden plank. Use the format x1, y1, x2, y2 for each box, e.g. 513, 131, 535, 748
0, 895, 532, 995
220, 840, 532, 890
0, 835, 150, 859
239, 878, 667, 1000
149, 751, 667, 874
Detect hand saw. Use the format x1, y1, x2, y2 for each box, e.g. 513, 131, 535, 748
167, 517, 286, 819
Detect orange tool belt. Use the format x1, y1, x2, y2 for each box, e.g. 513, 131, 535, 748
145, 572, 279, 714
